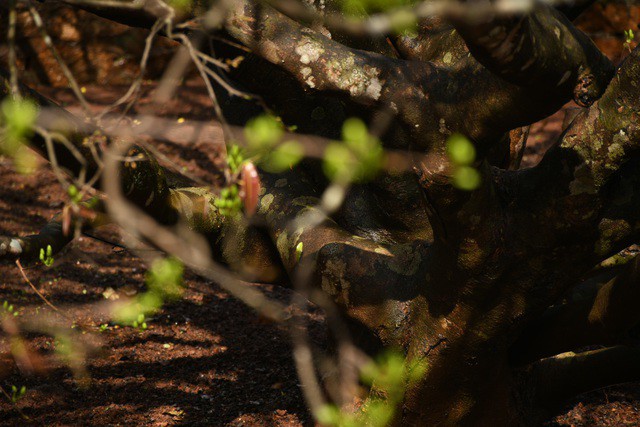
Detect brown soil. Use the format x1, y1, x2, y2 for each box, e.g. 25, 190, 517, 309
0, 80, 320, 426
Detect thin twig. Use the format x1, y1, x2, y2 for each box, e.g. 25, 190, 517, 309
28, 1, 94, 118
96, 18, 165, 123
15, 259, 70, 321
7, 0, 20, 99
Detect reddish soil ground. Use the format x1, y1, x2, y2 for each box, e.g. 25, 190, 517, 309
0, 82, 319, 426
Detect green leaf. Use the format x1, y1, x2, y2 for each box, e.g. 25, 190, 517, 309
295, 242, 304, 262
244, 115, 283, 153
261, 140, 304, 172
67, 184, 81, 203
323, 142, 354, 182
323, 118, 383, 183
147, 257, 184, 300
446, 134, 476, 166
226, 143, 245, 173
364, 400, 394, 427
315, 404, 341, 425
342, 117, 369, 145
339, 0, 417, 16
167, 0, 192, 12
1, 99, 39, 174
1, 98, 38, 136
390, 9, 418, 35
452, 166, 481, 191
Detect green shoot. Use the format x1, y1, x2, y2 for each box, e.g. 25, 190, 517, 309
214, 185, 242, 218
10, 385, 26, 403
39, 245, 54, 267
624, 29, 635, 52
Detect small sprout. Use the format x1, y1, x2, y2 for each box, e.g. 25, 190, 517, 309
2, 300, 18, 316
67, 184, 82, 204
624, 29, 635, 52
10, 385, 26, 403
226, 56, 244, 69
214, 185, 242, 218
132, 313, 148, 330
625, 29, 635, 44
226, 143, 245, 174
99, 324, 108, 332
39, 245, 54, 267
295, 242, 304, 262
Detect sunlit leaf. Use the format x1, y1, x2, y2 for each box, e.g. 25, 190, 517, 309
261, 140, 304, 172
446, 133, 476, 166
323, 118, 382, 183
244, 114, 283, 153
452, 166, 481, 191
1, 98, 38, 137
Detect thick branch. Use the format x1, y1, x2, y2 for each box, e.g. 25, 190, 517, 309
511, 256, 640, 364
511, 45, 640, 266
451, 1, 614, 107
224, 0, 411, 106
524, 345, 640, 417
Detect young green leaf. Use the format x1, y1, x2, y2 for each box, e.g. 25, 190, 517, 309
446, 134, 476, 166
